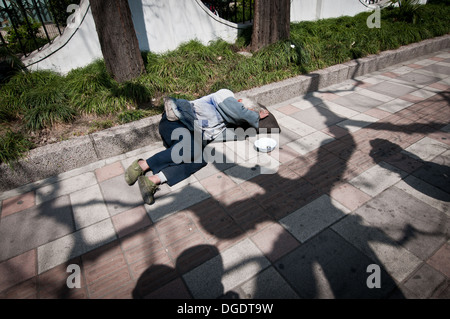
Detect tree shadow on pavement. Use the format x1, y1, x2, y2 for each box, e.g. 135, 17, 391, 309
2, 59, 450, 299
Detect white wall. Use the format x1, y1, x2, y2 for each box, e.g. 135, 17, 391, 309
23, 0, 245, 74
23, 0, 427, 74
22, 0, 103, 74
291, 0, 374, 22
128, 0, 247, 53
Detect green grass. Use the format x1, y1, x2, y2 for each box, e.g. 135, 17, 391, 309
0, 130, 34, 167
0, 2, 449, 165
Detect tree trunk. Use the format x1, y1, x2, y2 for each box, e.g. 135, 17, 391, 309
251, 0, 291, 52
90, 0, 145, 83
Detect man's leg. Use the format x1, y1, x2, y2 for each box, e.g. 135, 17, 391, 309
138, 113, 207, 191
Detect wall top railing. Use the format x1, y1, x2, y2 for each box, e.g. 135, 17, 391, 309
201, 0, 254, 24
0, 0, 80, 58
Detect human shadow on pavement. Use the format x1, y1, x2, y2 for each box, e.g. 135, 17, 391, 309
3, 64, 449, 299
369, 138, 450, 199
132, 244, 241, 299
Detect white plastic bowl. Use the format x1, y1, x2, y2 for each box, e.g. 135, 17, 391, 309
254, 137, 277, 153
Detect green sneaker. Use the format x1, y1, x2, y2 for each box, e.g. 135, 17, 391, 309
125, 159, 144, 185
138, 176, 158, 205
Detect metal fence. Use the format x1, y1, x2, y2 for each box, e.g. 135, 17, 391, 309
201, 0, 254, 24
0, 0, 78, 57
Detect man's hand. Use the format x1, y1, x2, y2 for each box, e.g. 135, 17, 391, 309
259, 109, 269, 119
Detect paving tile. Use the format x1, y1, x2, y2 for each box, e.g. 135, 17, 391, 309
38, 257, 88, 299
120, 226, 164, 265
37, 219, 117, 274
383, 152, 424, 174
277, 125, 301, 147
395, 176, 450, 214
322, 125, 351, 139
291, 96, 322, 110
400, 94, 427, 103
382, 71, 399, 78
349, 162, 407, 197
420, 63, 450, 76
183, 238, 270, 299
404, 137, 449, 162
402, 263, 447, 298
111, 205, 152, 238
170, 240, 217, 275
0, 278, 37, 299
329, 182, 372, 211
394, 72, 442, 87
224, 161, 264, 184
0, 249, 36, 293
412, 156, 450, 193
363, 108, 392, 120
332, 93, 385, 112
0, 195, 75, 262
414, 58, 437, 66
250, 223, 300, 262
71, 184, 110, 230
314, 101, 361, 121
81, 241, 126, 284
366, 81, 416, 98
377, 99, 414, 113
356, 88, 395, 102
142, 277, 192, 299
277, 116, 317, 137
233, 266, 299, 299
154, 212, 198, 247
272, 144, 300, 164
198, 171, 237, 198
94, 161, 124, 183
35, 172, 97, 204
87, 265, 133, 299
100, 281, 135, 299
430, 283, 450, 299
277, 104, 302, 115
280, 195, 349, 243
286, 131, 335, 156
1, 191, 35, 219
224, 139, 260, 163
228, 201, 273, 236
100, 174, 144, 216
427, 241, 450, 278
276, 229, 397, 298
331, 214, 422, 283
350, 187, 450, 261
409, 88, 437, 100
337, 113, 378, 133
291, 104, 346, 130
130, 254, 178, 298
428, 82, 450, 91
184, 198, 245, 252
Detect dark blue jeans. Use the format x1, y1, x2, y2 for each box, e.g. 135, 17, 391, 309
146, 114, 208, 186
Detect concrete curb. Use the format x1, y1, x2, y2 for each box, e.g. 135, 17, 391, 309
239, 34, 450, 105
1, 34, 449, 192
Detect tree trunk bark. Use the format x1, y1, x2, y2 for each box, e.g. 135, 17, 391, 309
251, 0, 291, 52
90, 0, 145, 83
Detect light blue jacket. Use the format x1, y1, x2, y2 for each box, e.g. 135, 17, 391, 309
171, 91, 260, 141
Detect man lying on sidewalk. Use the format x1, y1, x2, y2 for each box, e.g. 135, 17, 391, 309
124, 89, 274, 205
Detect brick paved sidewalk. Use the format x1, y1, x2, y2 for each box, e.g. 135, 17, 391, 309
1, 50, 449, 299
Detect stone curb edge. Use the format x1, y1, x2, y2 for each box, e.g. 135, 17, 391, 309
1, 34, 449, 192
